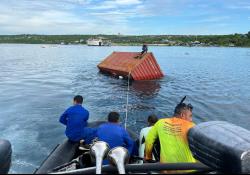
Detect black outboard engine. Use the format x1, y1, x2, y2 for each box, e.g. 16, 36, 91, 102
0, 139, 12, 174
188, 121, 250, 174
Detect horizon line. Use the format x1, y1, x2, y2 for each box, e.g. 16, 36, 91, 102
0, 32, 248, 36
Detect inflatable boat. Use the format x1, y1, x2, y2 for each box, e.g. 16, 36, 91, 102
1, 121, 250, 174
34, 121, 250, 174
34, 121, 211, 174
0, 139, 11, 174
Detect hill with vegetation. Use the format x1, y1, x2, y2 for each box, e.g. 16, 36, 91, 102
0, 32, 250, 47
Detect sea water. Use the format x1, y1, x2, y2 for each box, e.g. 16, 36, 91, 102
0, 44, 250, 173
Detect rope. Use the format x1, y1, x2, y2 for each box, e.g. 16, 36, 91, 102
124, 54, 141, 129
124, 53, 143, 129
124, 72, 131, 129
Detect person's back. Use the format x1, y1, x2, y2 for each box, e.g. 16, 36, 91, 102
145, 97, 196, 167
139, 115, 158, 163
59, 95, 90, 142
141, 43, 148, 55
96, 112, 134, 154
146, 117, 195, 163
97, 122, 131, 150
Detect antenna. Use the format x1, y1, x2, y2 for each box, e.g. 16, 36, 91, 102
179, 96, 187, 105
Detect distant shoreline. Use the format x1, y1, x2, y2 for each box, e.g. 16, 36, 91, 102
0, 33, 250, 47
1, 43, 250, 48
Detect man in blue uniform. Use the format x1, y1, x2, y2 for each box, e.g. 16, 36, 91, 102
135, 43, 148, 59
96, 112, 134, 155
59, 95, 96, 144
141, 43, 148, 55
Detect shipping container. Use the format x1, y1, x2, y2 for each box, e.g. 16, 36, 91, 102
97, 52, 164, 80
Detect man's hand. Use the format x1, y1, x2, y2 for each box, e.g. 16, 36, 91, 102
143, 159, 157, 163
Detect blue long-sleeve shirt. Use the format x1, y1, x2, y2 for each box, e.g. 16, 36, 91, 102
96, 122, 134, 155
59, 104, 89, 142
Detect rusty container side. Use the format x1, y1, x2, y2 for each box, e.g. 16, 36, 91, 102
150, 53, 164, 77
98, 52, 143, 74
131, 53, 164, 80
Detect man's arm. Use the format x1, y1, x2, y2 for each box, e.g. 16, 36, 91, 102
145, 124, 158, 160
85, 110, 89, 121
139, 128, 144, 146
123, 130, 134, 155
59, 108, 69, 125
139, 128, 147, 158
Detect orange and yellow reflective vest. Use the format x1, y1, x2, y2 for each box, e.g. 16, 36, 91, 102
145, 117, 196, 163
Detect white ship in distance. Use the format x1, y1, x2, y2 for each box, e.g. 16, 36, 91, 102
87, 37, 111, 46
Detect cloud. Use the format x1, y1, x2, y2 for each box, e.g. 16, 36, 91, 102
116, 0, 142, 5
85, 0, 185, 29
0, 12, 88, 34
0, 0, 148, 34
223, 0, 250, 10
227, 5, 250, 10
87, 0, 142, 10
191, 16, 231, 23
0, 0, 141, 34
0, 0, 249, 35
87, 0, 186, 17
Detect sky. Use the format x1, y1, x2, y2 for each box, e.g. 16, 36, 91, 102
0, 0, 249, 35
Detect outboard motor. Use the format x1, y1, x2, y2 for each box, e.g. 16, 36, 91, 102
107, 147, 129, 174
90, 141, 109, 174
0, 139, 12, 174
188, 121, 250, 174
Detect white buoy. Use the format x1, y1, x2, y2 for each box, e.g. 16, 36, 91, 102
119, 76, 123, 79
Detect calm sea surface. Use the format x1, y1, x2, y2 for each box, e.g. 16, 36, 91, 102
0, 44, 250, 173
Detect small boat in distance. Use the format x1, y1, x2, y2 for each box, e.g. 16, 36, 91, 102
87, 37, 111, 46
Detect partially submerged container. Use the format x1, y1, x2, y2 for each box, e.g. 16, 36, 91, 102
97, 52, 164, 80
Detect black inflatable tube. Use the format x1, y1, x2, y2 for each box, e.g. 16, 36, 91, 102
0, 139, 12, 174
51, 162, 212, 174
188, 121, 250, 174
35, 141, 78, 174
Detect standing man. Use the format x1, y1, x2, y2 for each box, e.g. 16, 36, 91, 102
145, 97, 196, 172
59, 95, 95, 144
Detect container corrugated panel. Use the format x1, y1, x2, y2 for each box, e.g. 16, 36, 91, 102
97, 52, 164, 80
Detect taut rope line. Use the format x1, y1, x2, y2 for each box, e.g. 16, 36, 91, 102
124, 72, 131, 129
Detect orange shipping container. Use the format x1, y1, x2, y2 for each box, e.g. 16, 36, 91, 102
97, 52, 164, 80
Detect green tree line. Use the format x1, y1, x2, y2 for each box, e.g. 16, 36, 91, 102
0, 32, 250, 47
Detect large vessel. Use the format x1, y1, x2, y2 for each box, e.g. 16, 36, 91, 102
87, 37, 111, 46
